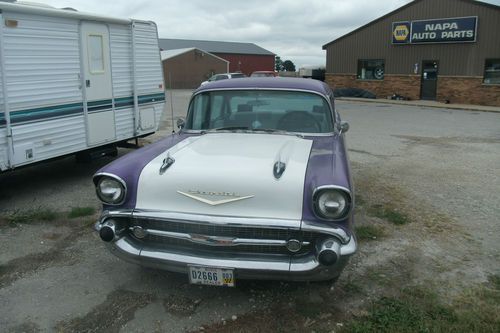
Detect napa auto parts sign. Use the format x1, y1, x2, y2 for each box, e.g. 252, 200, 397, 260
392, 16, 477, 44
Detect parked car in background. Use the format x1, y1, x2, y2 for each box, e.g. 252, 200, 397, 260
93, 77, 356, 286
250, 70, 278, 77
200, 72, 246, 86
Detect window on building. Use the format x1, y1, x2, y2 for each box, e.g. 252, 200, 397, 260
357, 59, 385, 80
483, 59, 500, 84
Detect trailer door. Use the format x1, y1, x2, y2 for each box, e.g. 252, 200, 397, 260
80, 22, 116, 146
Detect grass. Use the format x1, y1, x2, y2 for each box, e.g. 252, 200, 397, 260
2, 208, 59, 226
341, 275, 500, 333
355, 224, 385, 241
68, 207, 96, 219
368, 204, 410, 225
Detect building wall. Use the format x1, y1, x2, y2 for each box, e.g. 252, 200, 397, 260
325, 0, 500, 76
326, 74, 421, 100
325, 73, 500, 105
163, 50, 228, 89
213, 53, 275, 76
324, 0, 500, 106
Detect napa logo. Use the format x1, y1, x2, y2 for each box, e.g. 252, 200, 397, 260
392, 22, 410, 44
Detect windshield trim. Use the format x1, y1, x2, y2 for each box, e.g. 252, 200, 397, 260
184, 88, 337, 137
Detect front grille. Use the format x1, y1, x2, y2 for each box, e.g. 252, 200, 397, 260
133, 218, 318, 255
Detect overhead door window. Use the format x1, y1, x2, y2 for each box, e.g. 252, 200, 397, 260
88, 35, 104, 73
357, 59, 385, 80
483, 59, 500, 84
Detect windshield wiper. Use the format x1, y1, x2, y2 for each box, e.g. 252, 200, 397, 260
250, 128, 304, 138
250, 128, 279, 133
214, 126, 249, 131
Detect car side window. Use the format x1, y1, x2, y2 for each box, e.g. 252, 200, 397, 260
215, 75, 228, 81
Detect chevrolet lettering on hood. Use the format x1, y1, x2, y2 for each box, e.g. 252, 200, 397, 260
93, 77, 357, 287
177, 190, 254, 206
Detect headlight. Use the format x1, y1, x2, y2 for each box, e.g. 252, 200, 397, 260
313, 187, 352, 220
96, 176, 126, 205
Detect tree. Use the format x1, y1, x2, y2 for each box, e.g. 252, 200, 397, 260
275, 56, 284, 71
283, 60, 296, 72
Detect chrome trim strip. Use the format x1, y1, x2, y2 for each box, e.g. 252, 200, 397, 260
106, 233, 356, 281
97, 210, 353, 245
132, 209, 301, 229
140, 227, 311, 248
301, 220, 351, 244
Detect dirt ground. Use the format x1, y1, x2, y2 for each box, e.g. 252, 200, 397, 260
0, 93, 499, 332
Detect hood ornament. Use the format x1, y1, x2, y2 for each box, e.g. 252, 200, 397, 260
159, 152, 175, 175
273, 161, 286, 179
177, 190, 254, 206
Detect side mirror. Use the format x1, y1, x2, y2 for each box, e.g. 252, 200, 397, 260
340, 121, 349, 134
176, 117, 185, 129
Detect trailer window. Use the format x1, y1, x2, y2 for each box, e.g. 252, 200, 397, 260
88, 35, 104, 73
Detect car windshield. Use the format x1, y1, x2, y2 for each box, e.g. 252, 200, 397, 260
251, 73, 274, 77
231, 73, 246, 78
185, 90, 334, 134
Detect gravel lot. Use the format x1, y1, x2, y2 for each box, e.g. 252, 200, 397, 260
0, 90, 499, 332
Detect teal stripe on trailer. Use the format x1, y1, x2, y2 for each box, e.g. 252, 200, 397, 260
4, 93, 165, 125
10, 103, 84, 124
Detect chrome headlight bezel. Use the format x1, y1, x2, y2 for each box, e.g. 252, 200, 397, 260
95, 174, 127, 205
312, 186, 352, 221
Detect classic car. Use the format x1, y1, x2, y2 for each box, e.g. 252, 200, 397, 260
200, 72, 247, 86
93, 77, 357, 286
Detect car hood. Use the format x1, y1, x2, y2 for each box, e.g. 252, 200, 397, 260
136, 133, 313, 222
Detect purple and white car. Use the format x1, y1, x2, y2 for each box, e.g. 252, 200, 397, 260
93, 77, 356, 286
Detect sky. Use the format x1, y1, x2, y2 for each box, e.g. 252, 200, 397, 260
26, 0, 500, 69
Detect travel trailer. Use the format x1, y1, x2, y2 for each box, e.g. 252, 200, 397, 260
0, 1, 165, 171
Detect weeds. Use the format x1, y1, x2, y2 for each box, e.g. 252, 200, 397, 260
342, 276, 500, 333
2, 208, 59, 226
68, 207, 96, 219
368, 204, 409, 225
355, 224, 385, 241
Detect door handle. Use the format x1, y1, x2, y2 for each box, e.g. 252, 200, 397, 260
86, 80, 90, 87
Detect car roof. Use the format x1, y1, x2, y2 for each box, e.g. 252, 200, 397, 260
195, 77, 332, 96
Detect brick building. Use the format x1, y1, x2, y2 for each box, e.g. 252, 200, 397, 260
159, 39, 275, 77
322, 0, 500, 106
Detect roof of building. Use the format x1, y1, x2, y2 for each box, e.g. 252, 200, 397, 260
159, 38, 275, 56
195, 77, 331, 96
322, 0, 500, 49
160, 48, 229, 64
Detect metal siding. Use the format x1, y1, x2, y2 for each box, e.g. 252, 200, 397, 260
2, 12, 82, 110
326, 0, 500, 76
133, 22, 164, 95
0, 128, 7, 170
133, 22, 165, 135
1, 12, 88, 168
109, 24, 134, 139
11, 115, 87, 167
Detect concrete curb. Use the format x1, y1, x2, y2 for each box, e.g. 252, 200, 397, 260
336, 97, 500, 113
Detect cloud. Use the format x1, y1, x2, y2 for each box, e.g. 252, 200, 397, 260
25, 0, 500, 68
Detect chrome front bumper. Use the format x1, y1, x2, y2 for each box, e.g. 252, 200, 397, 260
96, 210, 357, 281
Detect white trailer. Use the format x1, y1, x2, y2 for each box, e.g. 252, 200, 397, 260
0, 1, 165, 171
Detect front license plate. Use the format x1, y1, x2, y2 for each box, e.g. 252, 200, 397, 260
188, 265, 235, 287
